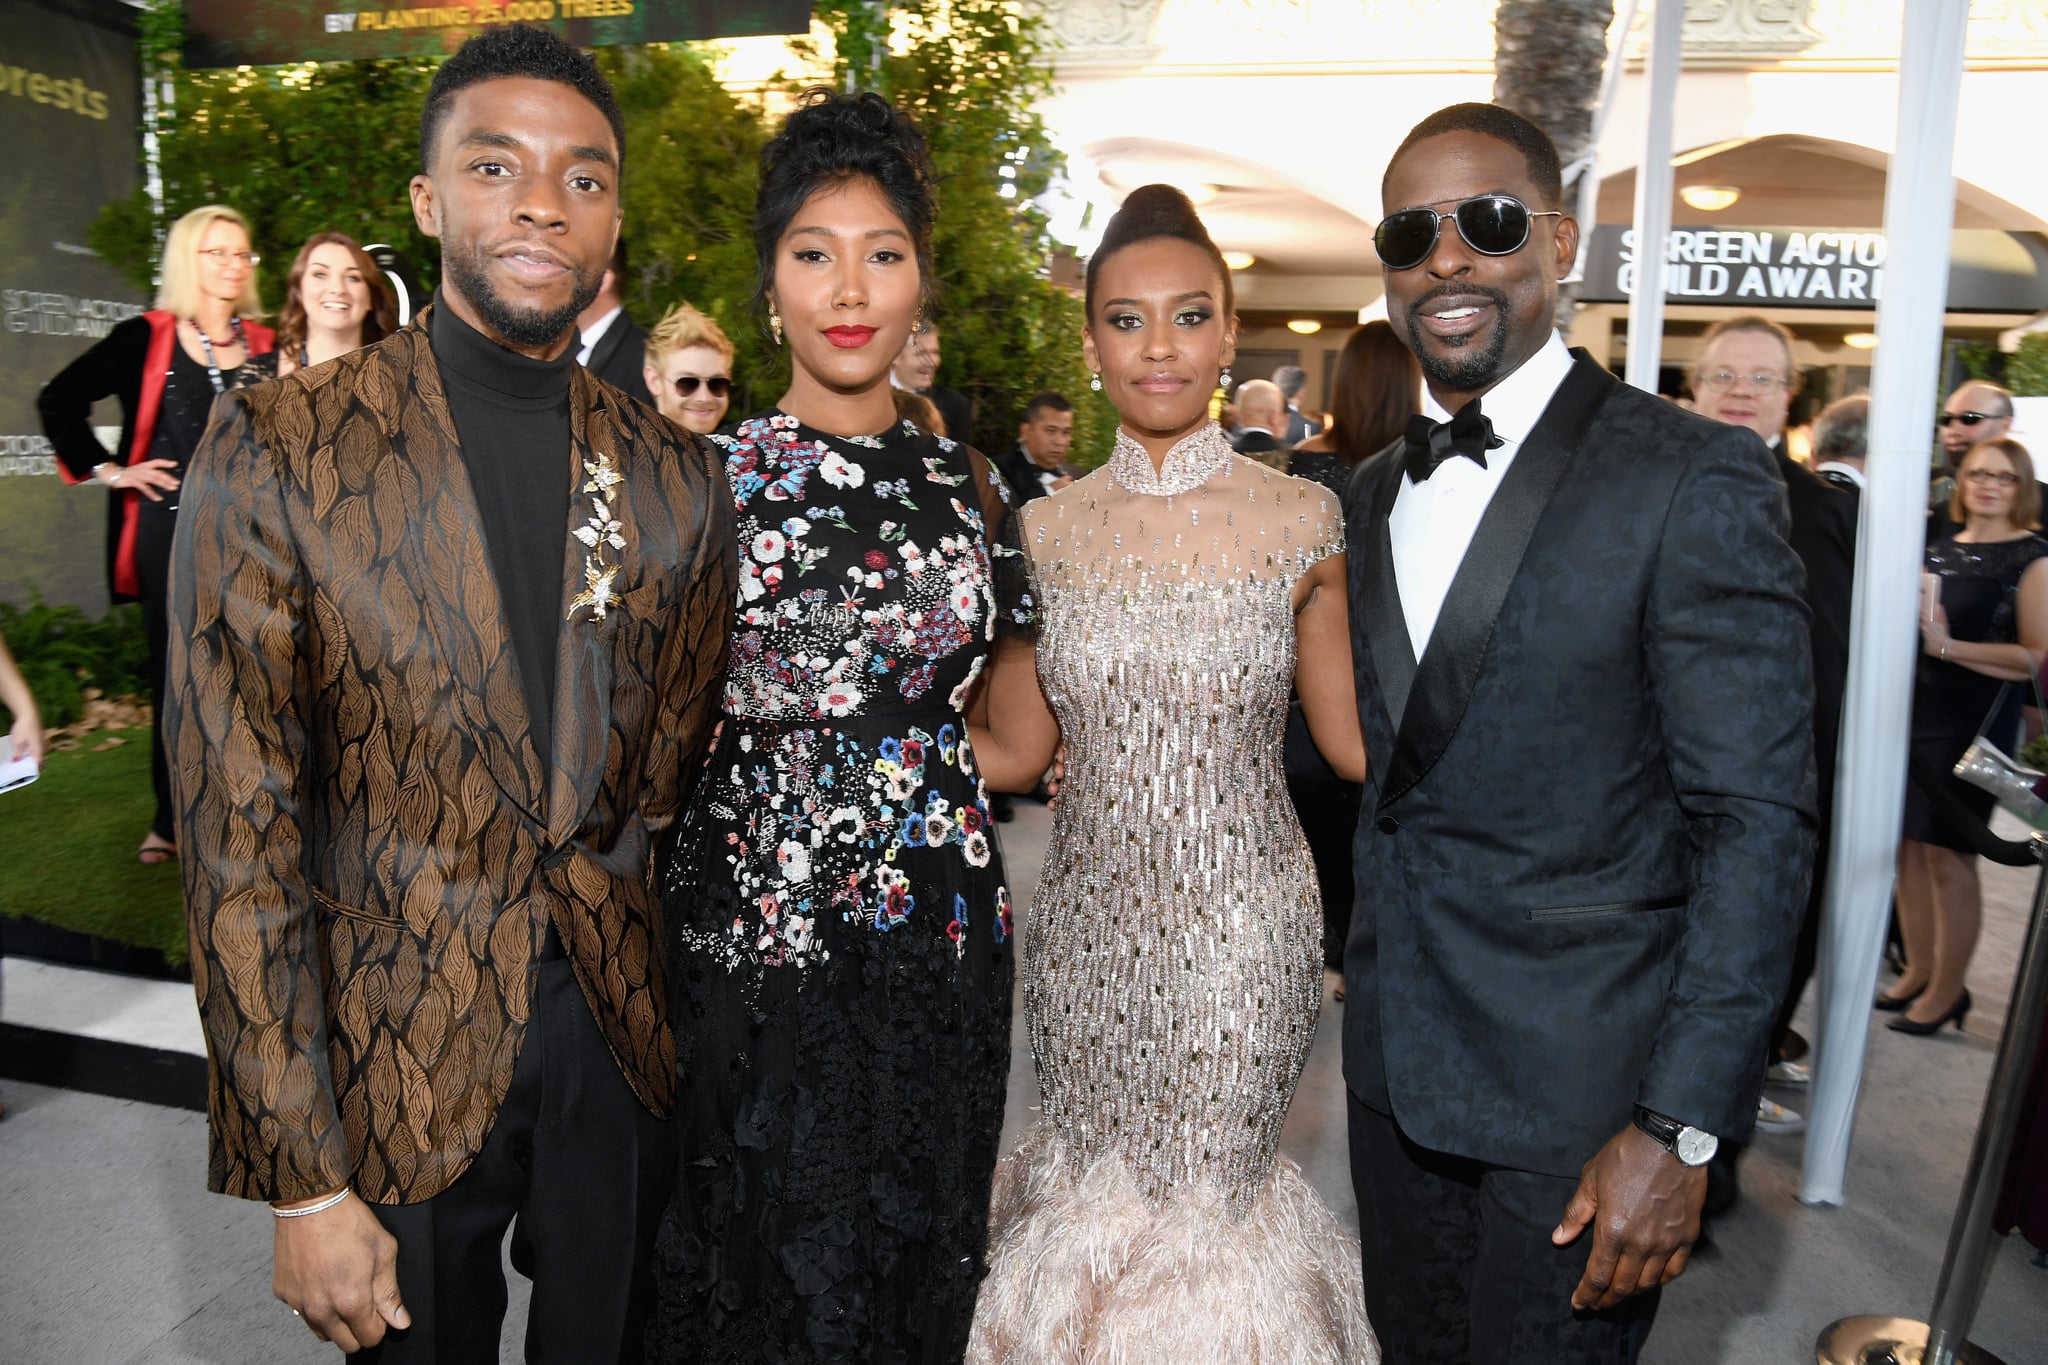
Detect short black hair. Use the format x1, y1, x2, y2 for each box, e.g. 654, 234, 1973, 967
1384, 103, 1563, 209
754, 88, 936, 324
419, 25, 625, 176
1084, 183, 1233, 320
1023, 391, 1072, 422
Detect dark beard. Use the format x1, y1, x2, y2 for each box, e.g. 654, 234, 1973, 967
443, 245, 600, 350
1408, 284, 1513, 394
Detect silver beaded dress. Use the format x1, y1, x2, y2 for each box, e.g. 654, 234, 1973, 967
969, 424, 1377, 1363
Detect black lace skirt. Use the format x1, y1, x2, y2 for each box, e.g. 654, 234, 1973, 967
649, 713, 1016, 1363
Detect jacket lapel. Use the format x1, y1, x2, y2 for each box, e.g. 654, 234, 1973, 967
1377, 352, 1617, 809
545, 368, 623, 846
387, 312, 548, 827
1355, 445, 1416, 735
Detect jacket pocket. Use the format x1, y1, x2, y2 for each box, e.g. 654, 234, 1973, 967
310, 887, 407, 930
1526, 894, 1686, 923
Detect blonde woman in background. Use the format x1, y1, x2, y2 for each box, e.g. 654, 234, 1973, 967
642, 301, 734, 434
37, 204, 274, 864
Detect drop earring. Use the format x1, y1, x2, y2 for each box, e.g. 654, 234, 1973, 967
1089, 372, 1102, 392
769, 310, 784, 346
1219, 366, 1233, 390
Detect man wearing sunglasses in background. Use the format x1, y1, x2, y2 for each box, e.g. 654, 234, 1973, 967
1342, 102, 1816, 1362
1933, 380, 2026, 538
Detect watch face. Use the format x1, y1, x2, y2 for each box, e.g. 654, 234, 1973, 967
1675, 1127, 1719, 1166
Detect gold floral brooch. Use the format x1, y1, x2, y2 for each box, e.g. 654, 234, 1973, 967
568, 452, 626, 621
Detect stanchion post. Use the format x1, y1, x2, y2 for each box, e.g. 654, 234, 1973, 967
1923, 832, 2048, 1363
1816, 835, 2048, 1365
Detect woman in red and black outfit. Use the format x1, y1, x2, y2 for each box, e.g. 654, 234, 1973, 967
38, 205, 274, 864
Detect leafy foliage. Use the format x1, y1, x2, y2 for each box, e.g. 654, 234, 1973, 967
0, 593, 150, 730
2009, 334, 2048, 398
88, 0, 1106, 459
803, 2, 1114, 462
90, 3, 440, 310
598, 45, 782, 414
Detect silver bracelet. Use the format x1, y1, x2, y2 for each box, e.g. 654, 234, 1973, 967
272, 1187, 352, 1219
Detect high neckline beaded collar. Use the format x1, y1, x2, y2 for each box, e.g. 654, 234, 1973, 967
1108, 421, 1234, 497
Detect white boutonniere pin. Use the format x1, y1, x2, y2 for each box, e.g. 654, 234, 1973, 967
568, 452, 627, 621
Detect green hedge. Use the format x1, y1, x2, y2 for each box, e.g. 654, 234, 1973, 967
0, 593, 150, 730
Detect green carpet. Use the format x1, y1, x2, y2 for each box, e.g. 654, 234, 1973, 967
0, 728, 188, 963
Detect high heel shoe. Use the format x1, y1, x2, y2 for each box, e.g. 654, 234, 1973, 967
1874, 982, 1926, 1012
1887, 988, 1971, 1036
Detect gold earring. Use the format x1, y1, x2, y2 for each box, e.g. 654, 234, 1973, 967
769, 310, 783, 346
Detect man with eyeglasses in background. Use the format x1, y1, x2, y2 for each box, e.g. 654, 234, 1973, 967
1687, 316, 1857, 1166
1933, 380, 2026, 539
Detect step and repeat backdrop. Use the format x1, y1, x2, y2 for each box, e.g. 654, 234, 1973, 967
0, 0, 142, 615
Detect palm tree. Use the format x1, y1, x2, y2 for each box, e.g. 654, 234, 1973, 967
1493, 0, 1616, 325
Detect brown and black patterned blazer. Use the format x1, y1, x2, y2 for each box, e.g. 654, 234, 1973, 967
165, 309, 734, 1205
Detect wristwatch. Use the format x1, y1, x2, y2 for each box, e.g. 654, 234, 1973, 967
1633, 1106, 1719, 1166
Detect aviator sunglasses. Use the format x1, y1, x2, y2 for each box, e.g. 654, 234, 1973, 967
1374, 194, 1562, 272
668, 375, 732, 399
1937, 411, 1999, 428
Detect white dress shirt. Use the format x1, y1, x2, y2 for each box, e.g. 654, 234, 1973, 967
1389, 332, 1573, 660
1816, 460, 1867, 491
575, 305, 623, 367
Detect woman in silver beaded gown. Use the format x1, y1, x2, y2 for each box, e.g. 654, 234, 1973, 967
965, 186, 1376, 1362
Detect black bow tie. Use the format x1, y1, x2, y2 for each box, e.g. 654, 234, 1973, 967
1402, 400, 1504, 483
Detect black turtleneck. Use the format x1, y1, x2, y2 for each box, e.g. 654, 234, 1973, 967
429, 296, 574, 767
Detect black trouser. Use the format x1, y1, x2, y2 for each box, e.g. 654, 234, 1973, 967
134, 497, 178, 843
351, 956, 676, 1364
1288, 773, 1362, 968
1349, 1094, 1659, 1364
1770, 785, 1832, 1058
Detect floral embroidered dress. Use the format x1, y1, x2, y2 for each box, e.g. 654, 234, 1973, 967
650, 412, 1024, 1364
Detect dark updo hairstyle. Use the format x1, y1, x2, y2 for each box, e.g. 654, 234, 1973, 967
1083, 184, 1234, 321
753, 88, 937, 328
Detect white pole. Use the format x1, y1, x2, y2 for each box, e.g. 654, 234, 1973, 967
1800, 0, 1970, 1207
1622, 0, 1682, 393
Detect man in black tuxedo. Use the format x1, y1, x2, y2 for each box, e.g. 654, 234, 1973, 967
1229, 378, 1292, 467
1690, 315, 1858, 1142
575, 237, 655, 409
1343, 103, 1816, 1362
993, 390, 1078, 504
1275, 363, 1323, 444
891, 319, 973, 444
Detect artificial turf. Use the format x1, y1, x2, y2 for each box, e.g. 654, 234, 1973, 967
0, 729, 188, 964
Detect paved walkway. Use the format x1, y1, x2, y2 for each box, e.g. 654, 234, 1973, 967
5, 802, 2047, 1361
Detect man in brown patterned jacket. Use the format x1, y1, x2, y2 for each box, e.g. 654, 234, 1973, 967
165, 27, 733, 1360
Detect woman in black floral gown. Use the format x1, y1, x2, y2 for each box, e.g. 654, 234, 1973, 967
649, 90, 1025, 1363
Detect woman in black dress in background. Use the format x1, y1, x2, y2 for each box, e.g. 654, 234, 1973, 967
1282, 320, 1418, 972
649, 90, 1023, 1363
37, 205, 274, 864
1893, 436, 2048, 1035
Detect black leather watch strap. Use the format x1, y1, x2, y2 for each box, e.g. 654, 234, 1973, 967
1633, 1106, 1680, 1150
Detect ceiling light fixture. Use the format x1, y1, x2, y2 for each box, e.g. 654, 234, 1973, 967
1679, 184, 1742, 212
1222, 250, 1255, 270
1287, 319, 1323, 335
1842, 331, 1879, 350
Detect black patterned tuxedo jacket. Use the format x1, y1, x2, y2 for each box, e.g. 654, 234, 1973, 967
1341, 351, 1817, 1178
165, 311, 734, 1205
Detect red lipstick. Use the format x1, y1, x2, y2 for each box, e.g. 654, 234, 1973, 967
824, 325, 877, 348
